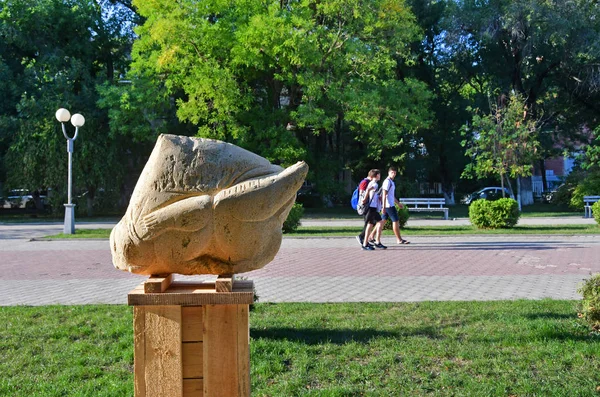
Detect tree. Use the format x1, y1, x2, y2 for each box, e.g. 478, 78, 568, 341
462, 92, 541, 209
400, 0, 491, 204
582, 129, 600, 171
129, 0, 432, 197
0, 0, 138, 214
447, 0, 600, 191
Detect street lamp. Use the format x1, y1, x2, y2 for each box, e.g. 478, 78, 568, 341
55, 108, 85, 234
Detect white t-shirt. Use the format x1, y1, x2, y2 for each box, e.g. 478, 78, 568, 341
382, 177, 395, 208
367, 180, 381, 211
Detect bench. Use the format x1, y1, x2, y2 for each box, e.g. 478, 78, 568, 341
399, 198, 449, 220
584, 195, 600, 218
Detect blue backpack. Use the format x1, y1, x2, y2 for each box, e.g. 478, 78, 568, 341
350, 178, 369, 210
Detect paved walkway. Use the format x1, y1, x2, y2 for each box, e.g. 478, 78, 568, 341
0, 219, 598, 305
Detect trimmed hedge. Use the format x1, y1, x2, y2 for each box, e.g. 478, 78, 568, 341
593, 201, 600, 225
469, 198, 520, 229
283, 203, 304, 233
382, 203, 410, 230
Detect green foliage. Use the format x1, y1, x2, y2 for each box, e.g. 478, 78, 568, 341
551, 182, 575, 207
462, 92, 541, 186
129, 0, 432, 195
450, 0, 600, 165
578, 273, 600, 333
469, 198, 520, 229
593, 201, 600, 225
569, 171, 600, 211
382, 203, 410, 230
582, 129, 600, 170
0, 0, 138, 215
282, 203, 304, 234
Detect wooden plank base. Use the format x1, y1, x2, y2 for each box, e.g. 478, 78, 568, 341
130, 278, 251, 397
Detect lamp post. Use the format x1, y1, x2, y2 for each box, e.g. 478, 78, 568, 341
55, 108, 85, 234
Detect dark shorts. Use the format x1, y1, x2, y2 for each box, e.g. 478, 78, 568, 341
365, 207, 382, 225
382, 206, 399, 222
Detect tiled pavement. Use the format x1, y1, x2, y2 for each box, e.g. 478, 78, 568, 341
0, 222, 598, 305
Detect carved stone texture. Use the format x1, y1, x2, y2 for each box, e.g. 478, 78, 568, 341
110, 134, 308, 275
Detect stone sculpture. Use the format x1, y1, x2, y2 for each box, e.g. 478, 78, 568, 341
110, 134, 308, 276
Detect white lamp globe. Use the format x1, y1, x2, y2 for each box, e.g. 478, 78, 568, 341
71, 113, 85, 128
55, 108, 71, 123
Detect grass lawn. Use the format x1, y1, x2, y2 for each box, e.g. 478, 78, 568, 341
43, 223, 600, 239
304, 203, 580, 220
289, 224, 600, 237
43, 229, 114, 239
0, 301, 598, 396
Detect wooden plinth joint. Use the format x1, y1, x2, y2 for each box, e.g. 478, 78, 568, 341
130, 275, 252, 397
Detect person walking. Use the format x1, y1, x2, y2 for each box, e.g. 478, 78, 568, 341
356, 169, 375, 248
381, 166, 409, 244
360, 170, 387, 250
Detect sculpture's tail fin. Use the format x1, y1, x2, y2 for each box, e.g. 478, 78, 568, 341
213, 161, 309, 222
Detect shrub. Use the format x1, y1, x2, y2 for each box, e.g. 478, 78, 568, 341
382, 203, 410, 230
550, 183, 574, 206
578, 273, 600, 333
593, 201, 600, 225
283, 203, 304, 233
569, 171, 600, 210
469, 198, 520, 229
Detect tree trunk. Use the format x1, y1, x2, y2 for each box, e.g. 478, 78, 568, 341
86, 186, 96, 217
519, 176, 534, 206
442, 182, 455, 205
516, 177, 522, 211
539, 159, 548, 192
504, 175, 514, 199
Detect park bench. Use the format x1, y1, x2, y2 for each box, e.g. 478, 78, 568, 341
584, 195, 600, 218
399, 198, 449, 220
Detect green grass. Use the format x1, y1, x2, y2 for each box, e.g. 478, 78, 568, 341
288, 224, 600, 237
44, 229, 114, 239
43, 223, 600, 239
1, 301, 599, 396
0, 305, 133, 397
303, 203, 580, 220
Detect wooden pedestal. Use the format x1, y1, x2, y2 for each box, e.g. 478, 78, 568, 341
128, 275, 254, 397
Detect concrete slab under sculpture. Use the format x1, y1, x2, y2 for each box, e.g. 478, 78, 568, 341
110, 134, 308, 276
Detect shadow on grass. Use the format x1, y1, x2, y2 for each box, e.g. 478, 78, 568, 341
523, 312, 578, 321
251, 326, 442, 345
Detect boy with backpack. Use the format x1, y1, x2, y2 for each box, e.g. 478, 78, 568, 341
355, 169, 386, 250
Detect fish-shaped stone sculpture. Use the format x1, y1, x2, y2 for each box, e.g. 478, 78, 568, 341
110, 134, 308, 276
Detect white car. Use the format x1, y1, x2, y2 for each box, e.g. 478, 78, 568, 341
1, 189, 47, 209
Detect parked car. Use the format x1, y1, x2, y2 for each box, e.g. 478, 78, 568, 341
461, 187, 514, 205
1, 189, 48, 209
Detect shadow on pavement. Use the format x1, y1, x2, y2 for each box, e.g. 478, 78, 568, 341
386, 242, 583, 251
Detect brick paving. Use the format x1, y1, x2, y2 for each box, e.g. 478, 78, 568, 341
0, 221, 598, 305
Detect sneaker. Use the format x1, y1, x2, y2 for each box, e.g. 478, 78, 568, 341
355, 235, 363, 246
361, 245, 375, 251
368, 239, 376, 245
374, 242, 387, 249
